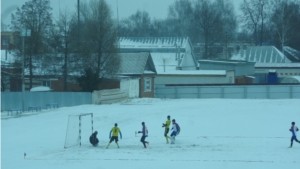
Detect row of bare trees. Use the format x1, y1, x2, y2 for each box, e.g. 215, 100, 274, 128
10, 0, 119, 91
7, 0, 300, 91
119, 0, 300, 60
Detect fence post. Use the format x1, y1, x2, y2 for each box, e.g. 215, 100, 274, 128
221, 87, 224, 98
198, 87, 201, 98
266, 86, 270, 99
290, 85, 293, 99
244, 86, 247, 99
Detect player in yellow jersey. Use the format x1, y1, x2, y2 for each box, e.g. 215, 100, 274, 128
106, 123, 122, 149
162, 115, 171, 143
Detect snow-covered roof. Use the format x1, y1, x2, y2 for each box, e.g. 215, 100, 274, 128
283, 46, 300, 62
157, 70, 227, 75
30, 86, 52, 92
117, 53, 153, 75
231, 46, 291, 63
281, 76, 300, 83
119, 37, 189, 49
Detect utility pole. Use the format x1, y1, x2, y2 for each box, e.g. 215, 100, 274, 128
21, 29, 31, 112
78, 0, 80, 38
116, 0, 120, 52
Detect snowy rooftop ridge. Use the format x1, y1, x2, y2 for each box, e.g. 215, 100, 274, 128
283, 46, 300, 62
230, 46, 291, 63
119, 37, 189, 48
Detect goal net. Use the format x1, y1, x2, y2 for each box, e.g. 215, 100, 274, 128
64, 113, 93, 149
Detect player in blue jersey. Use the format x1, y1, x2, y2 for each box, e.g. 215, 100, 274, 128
170, 119, 180, 144
289, 121, 300, 148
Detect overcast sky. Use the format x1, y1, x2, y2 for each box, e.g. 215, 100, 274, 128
1, 0, 243, 25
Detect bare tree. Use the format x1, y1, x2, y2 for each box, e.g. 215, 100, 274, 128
270, 0, 300, 51
79, 0, 119, 80
54, 10, 78, 91
240, 0, 269, 46
119, 10, 153, 37
11, 0, 53, 89
168, 0, 194, 40
193, 0, 223, 59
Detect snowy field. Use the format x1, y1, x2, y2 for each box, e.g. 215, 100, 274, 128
1, 98, 300, 169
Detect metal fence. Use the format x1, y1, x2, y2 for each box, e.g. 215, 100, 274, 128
1, 92, 92, 111
155, 85, 300, 99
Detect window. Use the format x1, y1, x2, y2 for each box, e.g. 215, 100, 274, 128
43, 81, 51, 87
144, 77, 151, 92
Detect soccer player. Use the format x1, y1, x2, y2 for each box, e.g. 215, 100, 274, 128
106, 123, 122, 149
138, 122, 149, 148
162, 115, 171, 143
89, 131, 99, 146
289, 121, 300, 148
170, 119, 180, 144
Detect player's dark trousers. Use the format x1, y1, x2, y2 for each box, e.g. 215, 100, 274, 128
140, 136, 148, 147
290, 136, 300, 147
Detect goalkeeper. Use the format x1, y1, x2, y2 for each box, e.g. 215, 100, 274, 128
89, 131, 99, 146
162, 115, 171, 143
106, 123, 122, 149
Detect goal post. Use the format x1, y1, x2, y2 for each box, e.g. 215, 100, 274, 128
64, 113, 94, 149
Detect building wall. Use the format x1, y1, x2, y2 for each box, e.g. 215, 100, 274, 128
1, 32, 16, 50
51, 78, 82, 92
155, 72, 235, 85
199, 61, 255, 77
255, 68, 300, 78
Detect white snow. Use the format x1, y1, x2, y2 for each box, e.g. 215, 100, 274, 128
30, 86, 52, 92
1, 98, 300, 169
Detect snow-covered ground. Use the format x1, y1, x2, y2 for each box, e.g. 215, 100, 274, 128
1, 98, 300, 169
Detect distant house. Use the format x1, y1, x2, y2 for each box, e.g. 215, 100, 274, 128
1, 50, 81, 92
116, 52, 156, 98
118, 37, 235, 85
230, 46, 300, 83
1, 31, 16, 50
198, 60, 255, 84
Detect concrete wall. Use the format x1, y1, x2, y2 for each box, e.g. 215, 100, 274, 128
1, 92, 91, 111
155, 85, 300, 99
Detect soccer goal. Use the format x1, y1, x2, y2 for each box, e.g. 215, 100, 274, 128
64, 113, 94, 149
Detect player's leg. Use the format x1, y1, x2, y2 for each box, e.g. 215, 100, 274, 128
141, 136, 146, 148
290, 136, 295, 147
106, 137, 114, 148
115, 137, 119, 148
170, 131, 176, 144
165, 128, 170, 143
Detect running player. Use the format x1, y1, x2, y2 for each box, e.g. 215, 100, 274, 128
138, 122, 149, 148
289, 121, 300, 148
170, 119, 180, 144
